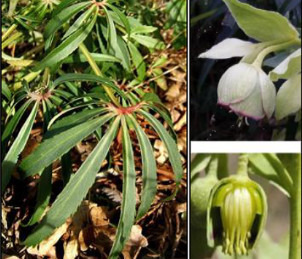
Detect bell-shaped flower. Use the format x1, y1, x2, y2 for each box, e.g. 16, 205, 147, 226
207, 175, 267, 256
217, 63, 276, 120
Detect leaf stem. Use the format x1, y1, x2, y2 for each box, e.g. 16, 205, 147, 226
78, 43, 120, 106
236, 153, 249, 176
2, 24, 17, 42
289, 154, 301, 259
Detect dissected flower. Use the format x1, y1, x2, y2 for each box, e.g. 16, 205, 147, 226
207, 175, 267, 256
217, 63, 276, 120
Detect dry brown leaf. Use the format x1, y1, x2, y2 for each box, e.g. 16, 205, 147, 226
90, 206, 109, 227
154, 140, 168, 164
63, 236, 78, 259
2, 254, 20, 259
27, 221, 70, 258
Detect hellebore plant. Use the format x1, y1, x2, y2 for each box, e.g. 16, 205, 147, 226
199, 0, 301, 123
191, 153, 301, 259
2, 0, 185, 258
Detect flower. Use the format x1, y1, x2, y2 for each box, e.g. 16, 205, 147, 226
207, 175, 267, 256
217, 63, 276, 120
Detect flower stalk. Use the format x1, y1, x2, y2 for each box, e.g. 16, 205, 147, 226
236, 154, 249, 176
289, 155, 301, 259
253, 39, 301, 67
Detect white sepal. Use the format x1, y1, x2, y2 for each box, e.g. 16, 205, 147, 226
199, 38, 257, 59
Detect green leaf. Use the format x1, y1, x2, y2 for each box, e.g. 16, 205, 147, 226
138, 110, 183, 185
53, 0, 79, 16
142, 92, 162, 104
248, 153, 293, 195
152, 67, 167, 90
106, 4, 131, 35
104, 7, 131, 70
20, 113, 115, 178
2, 102, 38, 192
128, 41, 146, 81
269, 48, 301, 81
128, 115, 157, 220
62, 6, 95, 40
61, 151, 73, 185
34, 9, 97, 71
131, 34, 165, 50
22, 166, 52, 226
53, 73, 128, 100
275, 74, 301, 120
277, 154, 301, 183
44, 2, 90, 40
2, 99, 33, 151
47, 107, 107, 134
23, 117, 120, 246
222, 0, 299, 42
109, 116, 136, 259
191, 154, 212, 180
116, 35, 131, 70
2, 81, 11, 100
144, 103, 177, 141
131, 25, 157, 35
62, 53, 121, 64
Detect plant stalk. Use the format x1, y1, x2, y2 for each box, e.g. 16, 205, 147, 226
289, 155, 301, 259
253, 38, 301, 67
78, 43, 120, 106
236, 153, 249, 176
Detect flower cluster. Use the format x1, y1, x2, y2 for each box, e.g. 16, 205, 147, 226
199, 0, 301, 121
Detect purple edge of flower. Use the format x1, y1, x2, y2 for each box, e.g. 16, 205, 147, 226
217, 101, 264, 121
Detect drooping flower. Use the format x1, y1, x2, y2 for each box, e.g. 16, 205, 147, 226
207, 175, 267, 256
217, 63, 276, 120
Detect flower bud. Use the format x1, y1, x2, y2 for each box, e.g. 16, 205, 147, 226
207, 175, 267, 256
217, 63, 276, 120
191, 175, 218, 228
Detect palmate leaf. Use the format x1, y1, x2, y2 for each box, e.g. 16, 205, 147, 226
52, 73, 128, 100
2, 102, 38, 192
20, 112, 115, 178
23, 117, 121, 246
47, 107, 107, 134
128, 114, 157, 220
34, 8, 97, 71
109, 116, 136, 259
138, 110, 183, 185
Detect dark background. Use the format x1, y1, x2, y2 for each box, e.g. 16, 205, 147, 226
190, 0, 301, 140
